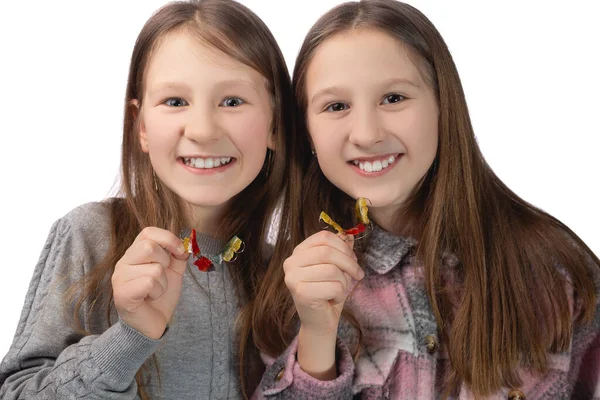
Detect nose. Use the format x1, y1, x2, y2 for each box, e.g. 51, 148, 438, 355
348, 106, 384, 148
183, 105, 222, 143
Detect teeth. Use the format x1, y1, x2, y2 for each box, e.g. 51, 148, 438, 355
183, 157, 232, 169
354, 155, 398, 173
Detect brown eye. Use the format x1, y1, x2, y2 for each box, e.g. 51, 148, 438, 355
326, 102, 349, 112
382, 94, 405, 104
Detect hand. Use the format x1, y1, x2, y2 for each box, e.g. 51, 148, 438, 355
283, 230, 364, 336
112, 227, 189, 339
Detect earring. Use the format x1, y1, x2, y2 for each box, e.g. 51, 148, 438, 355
265, 149, 273, 178
311, 148, 316, 156
153, 170, 159, 192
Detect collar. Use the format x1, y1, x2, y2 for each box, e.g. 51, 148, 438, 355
363, 223, 417, 274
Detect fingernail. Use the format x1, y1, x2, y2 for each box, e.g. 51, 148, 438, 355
358, 268, 365, 279
352, 253, 358, 261
178, 244, 186, 254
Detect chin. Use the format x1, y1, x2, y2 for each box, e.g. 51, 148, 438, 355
345, 187, 408, 210
174, 190, 235, 209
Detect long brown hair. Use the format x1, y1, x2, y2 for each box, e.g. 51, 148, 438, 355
65, 0, 294, 398
248, 0, 599, 397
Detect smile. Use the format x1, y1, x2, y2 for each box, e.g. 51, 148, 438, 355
180, 156, 233, 169
350, 154, 400, 173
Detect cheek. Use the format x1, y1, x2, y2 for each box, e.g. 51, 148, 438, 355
308, 116, 340, 152
144, 111, 182, 145
225, 111, 271, 154
396, 107, 438, 159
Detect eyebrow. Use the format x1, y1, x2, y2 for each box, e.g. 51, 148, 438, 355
148, 79, 259, 95
310, 86, 346, 105
214, 78, 260, 93
310, 77, 421, 104
147, 82, 191, 95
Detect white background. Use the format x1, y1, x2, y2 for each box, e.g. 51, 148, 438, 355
0, 1, 598, 357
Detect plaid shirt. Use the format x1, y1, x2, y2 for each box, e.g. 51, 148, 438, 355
254, 225, 600, 399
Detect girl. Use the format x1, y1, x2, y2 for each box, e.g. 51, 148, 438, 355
248, 0, 600, 399
0, 0, 294, 398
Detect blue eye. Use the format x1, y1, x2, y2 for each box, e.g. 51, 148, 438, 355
381, 94, 405, 104
164, 98, 188, 107
326, 102, 349, 112
220, 97, 245, 107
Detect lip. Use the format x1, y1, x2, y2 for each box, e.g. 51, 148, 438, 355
177, 156, 236, 175
349, 153, 402, 177
180, 154, 232, 159
348, 153, 400, 163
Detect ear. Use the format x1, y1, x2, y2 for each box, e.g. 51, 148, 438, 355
131, 99, 149, 153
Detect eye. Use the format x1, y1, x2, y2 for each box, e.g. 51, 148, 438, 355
381, 93, 405, 105
164, 98, 188, 107
220, 97, 245, 107
326, 102, 349, 112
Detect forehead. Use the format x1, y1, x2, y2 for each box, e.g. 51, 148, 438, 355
144, 30, 265, 90
306, 28, 426, 92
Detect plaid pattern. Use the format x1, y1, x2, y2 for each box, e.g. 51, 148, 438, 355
255, 225, 600, 399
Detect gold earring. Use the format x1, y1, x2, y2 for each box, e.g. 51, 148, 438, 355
153, 170, 159, 192
265, 149, 273, 178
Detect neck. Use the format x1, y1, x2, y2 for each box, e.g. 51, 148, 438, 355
184, 202, 228, 237
370, 206, 399, 235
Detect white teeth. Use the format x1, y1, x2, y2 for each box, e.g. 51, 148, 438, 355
354, 155, 398, 173
182, 157, 232, 169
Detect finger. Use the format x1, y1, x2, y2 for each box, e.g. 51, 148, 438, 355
293, 281, 346, 308
286, 263, 349, 293
344, 234, 355, 251
115, 263, 168, 295
114, 276, 165, 311
295, 231, 357, 261
286, 246, 364, 281
122, 239, 172, 268
133, 227, 187, 259
167, 255, 188, 277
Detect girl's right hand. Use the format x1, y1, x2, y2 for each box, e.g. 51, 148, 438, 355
112, 227, 189, 339
283, 230, 365, 336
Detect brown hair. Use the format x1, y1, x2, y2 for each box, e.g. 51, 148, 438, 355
65, 0, 294, 398
248, 0, 599, 397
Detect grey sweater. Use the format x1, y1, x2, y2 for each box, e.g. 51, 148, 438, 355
0, 202, 243, 399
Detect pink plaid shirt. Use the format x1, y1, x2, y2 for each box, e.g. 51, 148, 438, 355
254, 225, 600, 399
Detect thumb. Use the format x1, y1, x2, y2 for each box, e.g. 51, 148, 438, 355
169, 252, 189, 276
345, 234, 355, 251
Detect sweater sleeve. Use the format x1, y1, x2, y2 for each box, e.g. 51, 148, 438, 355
0, 204, 161, 399
252, 335, 354, 400
572, 288, 600, 399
